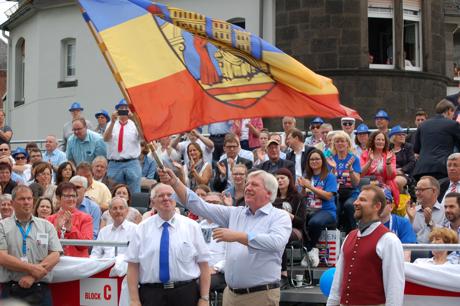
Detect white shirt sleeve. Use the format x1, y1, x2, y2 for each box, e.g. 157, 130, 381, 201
376, 232, 405, 306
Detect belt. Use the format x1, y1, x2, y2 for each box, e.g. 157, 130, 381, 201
140, 279, 196, 289
210, 134, 227, 138
108, 158, 136, 163
228, 282, 280, 295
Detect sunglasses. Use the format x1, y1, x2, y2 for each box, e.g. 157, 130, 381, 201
14, 155, 26, 160
310, 125, 321, 130
342, 122, 354, 126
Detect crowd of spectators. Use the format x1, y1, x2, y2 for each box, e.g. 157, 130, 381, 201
0, 96, 459, 304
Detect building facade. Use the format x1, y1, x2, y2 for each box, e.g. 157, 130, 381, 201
1, 0, 275, 141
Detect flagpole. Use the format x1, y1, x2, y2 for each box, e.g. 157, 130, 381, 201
78, 5, 165, 169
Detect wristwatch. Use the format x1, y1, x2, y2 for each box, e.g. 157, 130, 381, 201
200, 296, 210, 302
426, 220, 433, 227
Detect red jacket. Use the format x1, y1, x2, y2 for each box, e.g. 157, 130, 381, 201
47, 209, 93, 257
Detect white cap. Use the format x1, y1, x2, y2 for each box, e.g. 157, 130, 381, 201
341, 117, 355, 122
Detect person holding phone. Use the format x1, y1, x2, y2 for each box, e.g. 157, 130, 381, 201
103, 99, 142, 193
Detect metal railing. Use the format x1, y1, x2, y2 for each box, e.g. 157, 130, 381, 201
59, 239, 129, 257
402, 244, 460, 251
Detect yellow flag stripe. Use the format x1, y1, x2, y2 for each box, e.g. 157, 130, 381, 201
100, 14, 185, 88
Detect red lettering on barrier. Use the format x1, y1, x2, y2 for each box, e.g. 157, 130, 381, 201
104, 285, 112, 300
84, 292, 101, 300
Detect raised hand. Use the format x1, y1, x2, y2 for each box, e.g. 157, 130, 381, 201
222, 192, 233, 206
216, 162, 226, 176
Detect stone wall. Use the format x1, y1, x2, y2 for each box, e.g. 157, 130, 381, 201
268, 0, 449, 131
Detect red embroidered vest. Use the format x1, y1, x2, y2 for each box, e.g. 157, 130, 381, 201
340, 224, 389, 305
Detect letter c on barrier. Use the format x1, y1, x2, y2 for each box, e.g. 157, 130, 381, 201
104, 285, 111, 300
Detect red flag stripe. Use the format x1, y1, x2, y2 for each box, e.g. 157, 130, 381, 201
405, 282, 460, 297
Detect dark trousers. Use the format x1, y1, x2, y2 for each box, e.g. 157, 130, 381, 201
337, 189, 357, 234
305, 210, 336, 251
139, 281, 199, 306
1, 282, 53, 306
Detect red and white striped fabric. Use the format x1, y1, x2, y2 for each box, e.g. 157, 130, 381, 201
404, 262, 460, 305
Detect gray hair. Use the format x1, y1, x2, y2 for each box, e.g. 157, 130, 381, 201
109, 196, 128, 209
0, 194, 12, 203
448, 153, 460, 161
70, 175, 88, 189
247, 170, 278, 203
11, 185, 32, 200
150, 183, 170, 199
92, 155, 108, 166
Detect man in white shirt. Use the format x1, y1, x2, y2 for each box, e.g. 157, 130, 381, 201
91, 197, 137, 259
126, 183, 210, 306
104, 99, 142, 193
327, 185, 404, 306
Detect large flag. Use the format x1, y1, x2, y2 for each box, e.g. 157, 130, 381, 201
78, 0, 360, 141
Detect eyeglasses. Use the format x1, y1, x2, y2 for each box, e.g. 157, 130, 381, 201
415, 187, 433, 193
310, 125, 321, 130
61, 194, 77, 199
14, 156, 26, 160
38, 172, 51, 176
342, 122, 354, 126
232, 173, 245, 176
225, 145, 238, 149
96, 116, 105, 119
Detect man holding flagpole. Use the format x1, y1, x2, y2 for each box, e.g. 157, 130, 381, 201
103, 99, 142, 193
159, 167, 291, 306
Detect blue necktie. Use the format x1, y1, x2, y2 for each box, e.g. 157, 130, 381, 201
159, 222, 170, 283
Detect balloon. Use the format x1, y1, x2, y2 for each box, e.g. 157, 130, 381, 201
319, 267, 336, 297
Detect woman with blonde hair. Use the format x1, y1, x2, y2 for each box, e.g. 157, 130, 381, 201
330, 131, 361, 233
414, 228, 459, 265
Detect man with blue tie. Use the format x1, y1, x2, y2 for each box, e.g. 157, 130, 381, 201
159, 168, 292, 306
126, 183, 210, 306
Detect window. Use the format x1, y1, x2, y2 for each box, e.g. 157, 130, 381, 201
14, 38, 25, 107
368, 0, 394, 68
368, 0, 422, 70
63, 38, 76, 80
227, 17, 245, 29
403, 1, 422, 71
59, 38, 77, 88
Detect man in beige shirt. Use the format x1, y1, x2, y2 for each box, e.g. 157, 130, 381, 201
0, 185, 62, 306
77, 161, 111, 211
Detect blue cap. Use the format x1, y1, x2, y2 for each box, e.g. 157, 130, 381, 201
95, 110, 110, 122
12, 147, 28, 159
310, 117, 324, 125
389, 125, 406, 138
69, 102, 84, 112
383, 188, 393, 204
375, 110, 390, 120
115, 98, 129, 110
355, 123, 370, 134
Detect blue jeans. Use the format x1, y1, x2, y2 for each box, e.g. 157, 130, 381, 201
108, 159, 142, 193
305, 210, 336, 251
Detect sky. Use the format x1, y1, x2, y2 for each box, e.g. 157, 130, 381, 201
0, 1, 16, 25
